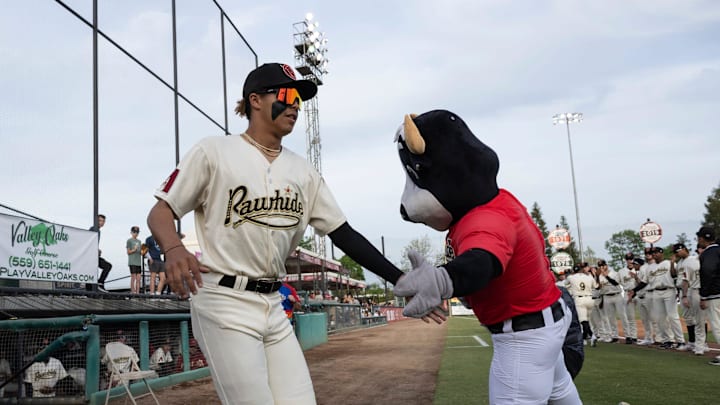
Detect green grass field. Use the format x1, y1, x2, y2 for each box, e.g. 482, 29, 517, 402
434, 316, 718, 405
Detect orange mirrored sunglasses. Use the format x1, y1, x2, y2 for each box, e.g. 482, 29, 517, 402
263, 87, 302, 108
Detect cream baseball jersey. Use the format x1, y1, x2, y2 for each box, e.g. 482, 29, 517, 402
155, 135, 346, 279
679, 255, 701, 289
565, 273, 595, 297
648, 260, 674, 290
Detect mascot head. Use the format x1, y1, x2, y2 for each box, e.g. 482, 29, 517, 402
395, 110, 499, 231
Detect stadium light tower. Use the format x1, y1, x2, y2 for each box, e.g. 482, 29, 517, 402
552, 112, 585, 262
293, 13, 330, 289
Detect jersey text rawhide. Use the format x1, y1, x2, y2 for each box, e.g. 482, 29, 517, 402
225, 186, 303, 229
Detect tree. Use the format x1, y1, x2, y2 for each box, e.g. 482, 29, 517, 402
530, 202, 552, 259
702, 182, 720, 240
558, 215, 581, 264
338, 255, 365, 280
297, 236, 313, 250
583, 246, 600, 265
604, 229, 645, 270
676, 233, 691, 245
399, 235, 440, 272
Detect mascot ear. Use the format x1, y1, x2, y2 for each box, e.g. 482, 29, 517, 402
403, 114, 425, 155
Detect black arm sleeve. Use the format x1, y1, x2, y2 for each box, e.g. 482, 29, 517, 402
328, 222, 404, 284
443, 248, 502, 297
632, 281, 647, 294
606, 276, 619, 286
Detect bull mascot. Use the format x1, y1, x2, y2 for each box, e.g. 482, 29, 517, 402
392, 110, 583, 404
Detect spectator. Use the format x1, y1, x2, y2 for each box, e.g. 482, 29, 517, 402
89, 214, 112, 292
127, 226, 143, 294
145, 234, 166, 295
150, 338, 173, 377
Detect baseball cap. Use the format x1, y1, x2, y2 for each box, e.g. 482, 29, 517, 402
624, 252, 634, 260
632, 258, 645, 266
673, 243, 688, 253
652, 246, 664, 253
242, 63, 317, 101
696, 226, 716, 241
131, 226, 140, 233
597, 259, 607, 267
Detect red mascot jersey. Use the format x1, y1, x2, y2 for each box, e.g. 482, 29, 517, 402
446, 189, 560, 325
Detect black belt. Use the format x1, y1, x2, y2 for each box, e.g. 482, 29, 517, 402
219, 275, 282, 293
486, 301, 564, 334
593, 296, 602, 300
604, 293, 619, 296
654, 287, 669, 291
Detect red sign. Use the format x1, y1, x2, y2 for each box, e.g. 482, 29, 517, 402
548, 228, 571, 250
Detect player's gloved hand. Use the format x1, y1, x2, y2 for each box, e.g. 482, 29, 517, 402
394, 249, 453, 319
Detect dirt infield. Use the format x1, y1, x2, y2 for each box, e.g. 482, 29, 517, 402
113, 320, 447, 405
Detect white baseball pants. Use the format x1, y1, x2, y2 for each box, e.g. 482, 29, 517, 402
191, 275, 316, 405
489, 299, 582, 405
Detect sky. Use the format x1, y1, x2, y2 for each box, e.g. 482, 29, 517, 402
1, 0, 719, 289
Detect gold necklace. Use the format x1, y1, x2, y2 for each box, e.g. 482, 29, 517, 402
242, 133, 282, 157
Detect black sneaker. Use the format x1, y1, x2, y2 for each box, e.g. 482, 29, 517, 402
611, 338, 619, 343
660, 342, 673, 349
708, 359, 720, 366
625, 338, 633, 344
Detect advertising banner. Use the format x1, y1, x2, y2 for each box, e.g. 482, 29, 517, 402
0, 213, 98, 283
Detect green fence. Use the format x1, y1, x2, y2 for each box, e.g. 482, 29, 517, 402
0, 314, 209, 404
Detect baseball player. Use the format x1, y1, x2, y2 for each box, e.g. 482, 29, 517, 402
651, 247, 686, 349
147, 63, 405, 405
24, 343, 68, 399
597, 260, 630, 343
677, 243, 707, 355
628, 255, 657, 345
588, 265, 612, 343
566, 263, 597, 345
617, 253, 638, 343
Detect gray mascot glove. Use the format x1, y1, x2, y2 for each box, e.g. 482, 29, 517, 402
394, 249, 454, 318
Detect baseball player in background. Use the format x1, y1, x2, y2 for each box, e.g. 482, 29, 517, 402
617, 253, 638, 343
650, 247, 687, 349
597, 260, 630, 343
629, 256, 657, 345
566, 263, 597, 345
677, 243, 707, 355
589, 265, 611, 343
147, 63, 405, 405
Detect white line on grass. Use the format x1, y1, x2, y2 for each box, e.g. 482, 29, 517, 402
473, 335, 489, 347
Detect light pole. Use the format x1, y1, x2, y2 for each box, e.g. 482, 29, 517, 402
293, 13, 329, 293
552, 112, 584, 262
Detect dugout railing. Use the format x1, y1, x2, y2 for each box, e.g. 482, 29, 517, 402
301, 302, 388, 333
0, 313, 209, 404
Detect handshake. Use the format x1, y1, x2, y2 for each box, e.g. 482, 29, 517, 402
393, 250, 454, 321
